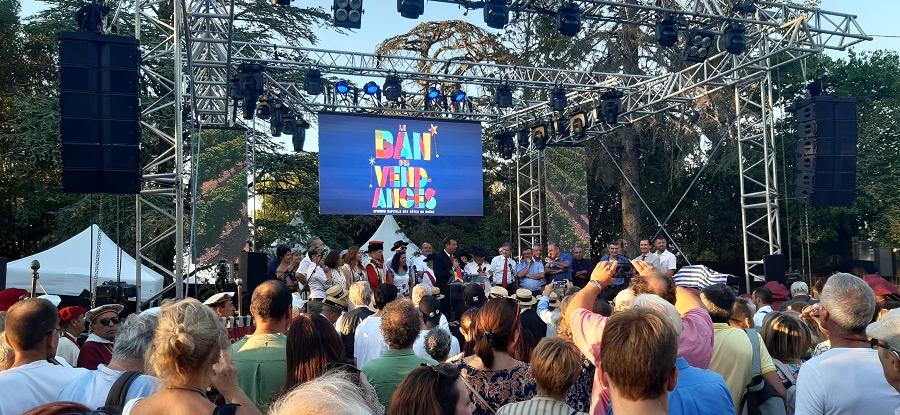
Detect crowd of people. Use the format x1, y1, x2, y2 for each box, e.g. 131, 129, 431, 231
0, 236, 898, 415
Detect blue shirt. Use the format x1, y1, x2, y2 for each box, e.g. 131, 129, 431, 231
515, 258, 545, 291
609, 357, 734, 415
599, 254, 632, 286
546, 252, 574, 282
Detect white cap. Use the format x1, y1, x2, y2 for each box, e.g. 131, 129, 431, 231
203, 292, 234, 306
86, 304, 124, 321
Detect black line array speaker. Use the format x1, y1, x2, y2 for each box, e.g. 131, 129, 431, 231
238, 251, 268, 294
59, 32, 141, 194
764, 254, 786, 284
790, 96, 858, 207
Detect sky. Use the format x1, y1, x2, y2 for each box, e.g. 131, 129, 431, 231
18, 0, 900, 152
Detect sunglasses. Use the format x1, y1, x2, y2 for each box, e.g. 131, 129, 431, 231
97, 317, 121, 327
870, 338, 900, 356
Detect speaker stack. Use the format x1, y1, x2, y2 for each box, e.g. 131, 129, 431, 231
790, 96, 858, 207
58, 32, 141, 194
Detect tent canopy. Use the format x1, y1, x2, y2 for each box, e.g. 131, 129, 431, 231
361, 215, 420, 256
6, 225, 164, 301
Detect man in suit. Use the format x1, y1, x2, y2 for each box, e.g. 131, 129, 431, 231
432, 237, 458, 318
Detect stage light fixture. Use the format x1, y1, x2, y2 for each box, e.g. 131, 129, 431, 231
270, 101, 286, 137
517, 128, 529, 149
271, 0, 289, 6
730, 0, 756, 14
363, 81, 380, 96
549, 86, 567, 112
532, 123, 548, 151
303, 69, 323, 95
600, 90, 624, 124
655, 15, 678, 47
333, 0, 363, 29
554, 114, 568, 137
557, 2, 581, 37
236, 63, 264, 119
383, 75, 402, 101
256, 95, 272, 120
426, 86, 441, 101
495, 132, 515, 160
452, 88, 466, 103
683, 29, 716, 63
228, 76, 243, 100
494, 83, 513, 108
335, 80, 350, 95
283, 112, 297, 135
483, 0, 510, 29
569, 111, 587, 138
397, 0, 423, 19
724, 23, 747, 55
292, 115, 311, 152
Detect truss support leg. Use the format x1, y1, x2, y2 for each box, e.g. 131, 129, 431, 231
516, 147, 544, 254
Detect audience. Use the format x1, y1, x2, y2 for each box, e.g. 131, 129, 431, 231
512, 289, 547, 344
78, 304, 123, 370
354, 284, 398, 368
752, 287, 774, 327
362, 299, 435, 408
57, 313, 159, 410
866, 308, 900, 394
229, 280, 292, 412
283, 313, 383, 414
338, 281, 374, 359
758, 311, 810, 413
321, 284, 349, 325
781, 281, 813, 311
389, 363, 474, 415
0, 330, 12, 371
554, 294, 594, 414
448, 307, 479, 362
55, 306, 87, 366
457, 298, 536, 415
414, 296, 460, 360
423, 328, 453, 362
794, 273, 900, 414
702, 283, 785, 413
0, 298, 88, 414
203, 292, 236, 318
536, 285, 562, 337
497, 336, 587, 415
600, 308, 679, 415
124, 298, 260, 415
268, 370, 375, 415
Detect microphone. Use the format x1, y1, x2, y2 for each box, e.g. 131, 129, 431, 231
30, 260, 40, 271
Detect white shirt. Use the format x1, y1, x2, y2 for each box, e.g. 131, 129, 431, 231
419, 264, 437, 291
795, 347, 900, 415
57, 364, 159, 409
632, 252, 660, 268
464, 262, 492, 295
488, 255, 517, 286
753, 305, 773, 327
407, 254, 427, 275
56, 335, 80, 367
354, 315, 387, 368
656, 249, 677, 271
306, 266, 330, 299
412, 328, 460, 362
0, 360, 89, 414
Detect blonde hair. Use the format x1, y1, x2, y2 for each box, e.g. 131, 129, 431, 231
148, 298, 227, 385
268, 370, 374, 415
556, 294, 576, 339
349, 281, 373, 308
530, 336, 582, 396
760, 311, 811, 363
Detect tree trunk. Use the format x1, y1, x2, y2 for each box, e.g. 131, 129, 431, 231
618, 128, 641, 257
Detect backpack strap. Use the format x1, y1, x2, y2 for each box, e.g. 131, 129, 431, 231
104, 371, 141, 410
212, 403, 240, 415
745, 329, 761, 377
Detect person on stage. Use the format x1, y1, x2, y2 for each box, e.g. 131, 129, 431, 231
407, 241, 433, 285
464, 248, 492, 296
77, 304, 123, 370
570, 246, 593, 288
432, 237, 459, 317
632, 238, 661, 268
515, 245, 545, 295
488, 242, 518, 292
363, 241, 387, 290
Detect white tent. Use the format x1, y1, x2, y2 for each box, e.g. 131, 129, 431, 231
361, 215, 420, 256
6, 225, 164, 301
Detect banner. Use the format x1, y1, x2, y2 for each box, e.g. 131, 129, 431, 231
318, 113, 484, 216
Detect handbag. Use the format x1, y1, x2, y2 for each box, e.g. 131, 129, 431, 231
740, 330, 787, 415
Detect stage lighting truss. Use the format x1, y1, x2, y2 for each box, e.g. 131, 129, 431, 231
724, 22, 747, 55
397, 0, 424, 19
383, 75, 403, 101
655, 15, 679, 47
730, 0, 757, 14
483, 0, 510, 29
333, 0, 363, 29
557, 2, 581, 37
683, 29, 716, 62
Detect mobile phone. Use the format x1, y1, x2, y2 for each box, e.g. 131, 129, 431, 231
553, 280, 567, 296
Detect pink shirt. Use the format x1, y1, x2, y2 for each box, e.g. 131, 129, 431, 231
569, 306, 715, 415
678, 307, 714, 369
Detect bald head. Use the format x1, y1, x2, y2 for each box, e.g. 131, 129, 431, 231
251, 280, 292, 321
4, 298, 58, 351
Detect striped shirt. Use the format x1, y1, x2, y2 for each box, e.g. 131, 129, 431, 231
497, 396, 587, 415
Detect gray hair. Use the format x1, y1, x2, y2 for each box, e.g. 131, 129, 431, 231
112, 313, 158, 361
632, 294, 683, 336
269, 370, 374, 415
790, 281, 809, 295
820, 273, 876, 334
424, 328, 452, 362
613, 288, 636, 312
349, 281, 373, 309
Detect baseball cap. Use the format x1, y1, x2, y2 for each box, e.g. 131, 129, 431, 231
867, 308, 900, 352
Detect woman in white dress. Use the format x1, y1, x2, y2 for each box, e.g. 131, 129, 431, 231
389, 252, 411, 296
341, 246, 367, 284
323, 250, 348, 291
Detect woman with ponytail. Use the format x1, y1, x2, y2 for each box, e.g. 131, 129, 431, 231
123, 298, 261, 415
454, 298, 536, 415
389, 363, 473, 415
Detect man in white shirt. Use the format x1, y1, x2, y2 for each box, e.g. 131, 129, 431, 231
654, 237, 677, 277
463, 249, 492, 296
0, 298, 89, 415
632, 238, 660, 268
488, 242, 517, 291
795, 273, 900, 415
56, 306, 87, 366
866, 308, 900, 396
751, 286, 774, 327
412, 296, 459, 360
57, 313, 159, 409
408, 241, 434, 282
354, 283, 398, 368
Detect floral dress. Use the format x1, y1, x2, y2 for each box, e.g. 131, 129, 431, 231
565, 358, 595, 413
456, 361, 537, 415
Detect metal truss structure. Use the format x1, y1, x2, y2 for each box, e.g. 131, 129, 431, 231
129, 0, 868, 299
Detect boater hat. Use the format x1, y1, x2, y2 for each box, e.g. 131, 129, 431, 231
203, 292, 234, 307
323, 285, 349, 312
430, 287, 446, 300
489, 286, 509, 299
511, 288, 537, 306
548, 292, 560, 308
86, 304, 124, 321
